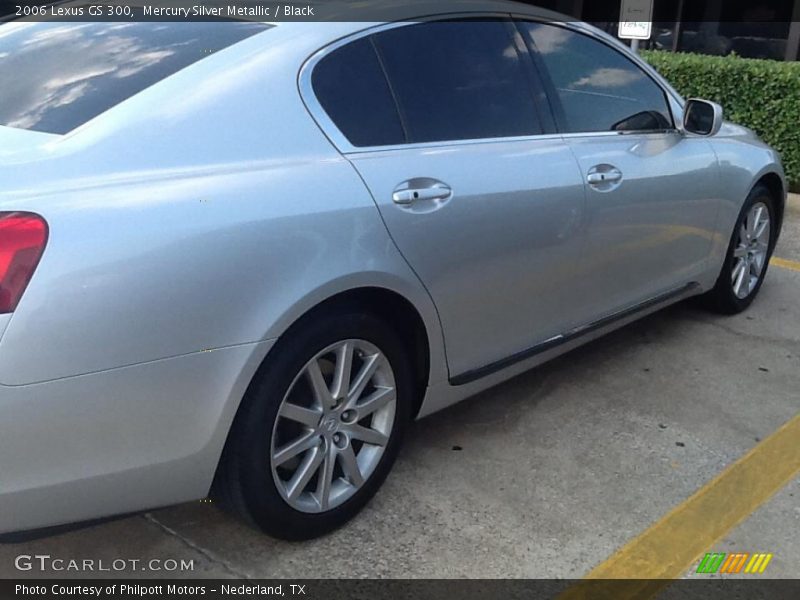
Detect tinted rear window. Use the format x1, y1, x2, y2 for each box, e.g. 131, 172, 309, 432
373, 20, 542, 143
0, 22, 269, 134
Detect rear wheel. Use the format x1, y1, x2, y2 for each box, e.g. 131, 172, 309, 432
703, 184, 776, 314
214, 310, 412, 540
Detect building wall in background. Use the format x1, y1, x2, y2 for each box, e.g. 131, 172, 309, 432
523, 0, 800, 62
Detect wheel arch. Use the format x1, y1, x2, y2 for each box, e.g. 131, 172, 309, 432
755, 171, 786, 233
244, 280, 439, 427
277, 286, 433, 419
210, 283, 437, 503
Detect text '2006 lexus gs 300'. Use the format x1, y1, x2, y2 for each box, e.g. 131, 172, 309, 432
0, 1, 786, 540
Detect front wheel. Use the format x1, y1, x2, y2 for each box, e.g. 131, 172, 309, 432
703, 184, 776, 314
214, 311, 412, 540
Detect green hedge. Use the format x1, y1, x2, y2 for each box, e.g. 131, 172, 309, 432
641, 50, 800, 188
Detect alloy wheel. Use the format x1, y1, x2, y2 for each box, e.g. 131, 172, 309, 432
270, 339, 397, 513
731, 201, 771, 299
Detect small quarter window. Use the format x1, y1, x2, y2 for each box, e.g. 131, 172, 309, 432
312, 38, 405, 147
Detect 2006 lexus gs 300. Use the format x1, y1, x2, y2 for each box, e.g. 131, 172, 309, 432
0, 2, 787, 540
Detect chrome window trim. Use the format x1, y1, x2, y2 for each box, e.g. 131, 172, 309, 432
298, 15, 685, 156
342, 130, 682, 157
344, 133, 563, 156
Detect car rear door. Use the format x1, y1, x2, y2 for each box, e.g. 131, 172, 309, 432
305, 18, 587, 381
520, 21, 721, 325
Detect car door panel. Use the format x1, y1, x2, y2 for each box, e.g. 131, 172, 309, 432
348, 140, 586, 377
565, 133, 720, 323
344, 19, 591, 378
309, 18, 589, 378
522, 21, 721, 324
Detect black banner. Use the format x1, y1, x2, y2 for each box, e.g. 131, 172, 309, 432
4, 579, 800, 600
2, 0, 799, 23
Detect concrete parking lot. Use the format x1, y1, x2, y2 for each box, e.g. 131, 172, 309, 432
2, 196, 799, 581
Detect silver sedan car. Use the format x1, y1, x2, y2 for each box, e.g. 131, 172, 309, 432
0, 2, 786, 540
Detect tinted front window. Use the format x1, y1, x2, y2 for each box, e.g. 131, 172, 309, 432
373, 20, 542, 143
524, 23, 673, 133
312, 37, 405, 147
0, 22, 269, 134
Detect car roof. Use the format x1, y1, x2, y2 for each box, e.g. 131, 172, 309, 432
263, 0, 584, 46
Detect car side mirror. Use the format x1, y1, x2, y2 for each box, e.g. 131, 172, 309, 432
683, 99, 723, 137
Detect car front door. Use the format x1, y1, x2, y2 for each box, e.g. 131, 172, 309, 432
522, 21, 721, 325
306, 19, 587, 381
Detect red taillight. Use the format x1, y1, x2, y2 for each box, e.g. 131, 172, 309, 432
0, 212, 48, 314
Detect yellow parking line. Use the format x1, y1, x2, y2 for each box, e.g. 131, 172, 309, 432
771, 257, 800, 272
558, 413, 800, 600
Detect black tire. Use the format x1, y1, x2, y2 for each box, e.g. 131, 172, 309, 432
213, 309, 412, 540
702, 184, 777, 314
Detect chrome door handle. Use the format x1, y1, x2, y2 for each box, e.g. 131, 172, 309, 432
587, 170, 622, 185
392, 183, 452, 205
